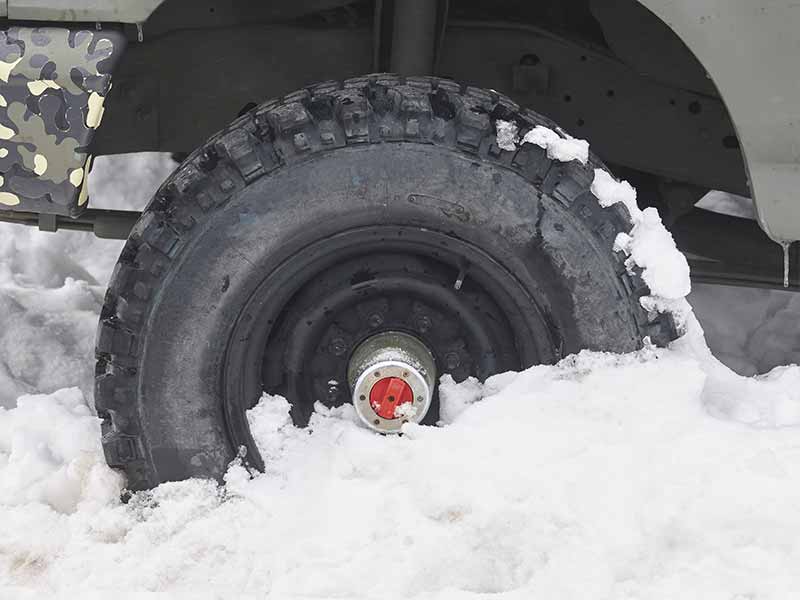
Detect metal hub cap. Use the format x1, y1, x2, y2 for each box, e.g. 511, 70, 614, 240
348, 331, 436, 433
369, 376, 414, 419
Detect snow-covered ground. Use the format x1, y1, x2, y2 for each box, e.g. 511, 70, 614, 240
1, 154, 799, 598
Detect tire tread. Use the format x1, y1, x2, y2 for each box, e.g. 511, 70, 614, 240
96, 75, 677, 491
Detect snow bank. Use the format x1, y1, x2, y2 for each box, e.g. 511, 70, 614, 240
0, 153, 174, 408
690, 282, 800, 375
591, 169, 692, 326
0, 228, 119, 408
2, 340, 800, 597
0, 387, 122, 512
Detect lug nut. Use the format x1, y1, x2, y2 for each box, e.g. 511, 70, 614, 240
445, 352, 461, 370
415, 315, 432, 333
326, 380, 340, 400
330, 337, 348, 356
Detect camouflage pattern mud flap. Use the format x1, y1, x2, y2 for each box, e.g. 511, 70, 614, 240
0, 27, 126, 216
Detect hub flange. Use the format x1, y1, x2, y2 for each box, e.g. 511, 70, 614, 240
347, 331, 437, 433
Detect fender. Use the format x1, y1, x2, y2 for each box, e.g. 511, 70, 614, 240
0, 26, 125, 216
638, 0, 800, 243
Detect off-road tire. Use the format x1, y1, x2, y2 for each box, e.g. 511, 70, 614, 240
95, 75, 677, 491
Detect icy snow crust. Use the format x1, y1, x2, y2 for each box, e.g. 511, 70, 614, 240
2, 153, 800, 597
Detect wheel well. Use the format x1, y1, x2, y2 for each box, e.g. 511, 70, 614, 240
96, 0, 744, 195
89, 0, 770, 285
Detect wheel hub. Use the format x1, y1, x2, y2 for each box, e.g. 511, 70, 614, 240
369, 377, 413, 419
224, 226, 559, 467
348, 331, 436, 433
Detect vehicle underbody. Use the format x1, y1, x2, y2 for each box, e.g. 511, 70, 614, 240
1, 0, 795, 290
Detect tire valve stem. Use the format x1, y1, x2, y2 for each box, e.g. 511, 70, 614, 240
454, 266, 468, 291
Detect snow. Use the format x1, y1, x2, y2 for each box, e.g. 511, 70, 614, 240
3, 333, 800, 597
689, 283, 800, 376
591, 168, 692, 326
495, 120, 519, 152
495, 120, 589, 164
696, 190, 756, 220
591, 168, 639, 216
0, 153, 175, 409
0, 387, 123, 513
521, 126, 589, 165
1, 154, 800, 597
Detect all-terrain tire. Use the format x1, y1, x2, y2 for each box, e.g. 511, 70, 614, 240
95, 75, 676, 491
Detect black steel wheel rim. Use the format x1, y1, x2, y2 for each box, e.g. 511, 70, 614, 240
223, 225, 561, 469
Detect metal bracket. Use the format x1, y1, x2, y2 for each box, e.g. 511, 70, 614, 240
0, 208, 141, 239
512, 59, 550, 95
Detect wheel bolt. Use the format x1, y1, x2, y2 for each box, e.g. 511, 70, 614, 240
330, 337, 347, 356
445, 352, 461, 370
415, 315, 432, 333
368, 313, 384, 328
327, 381, 340, 400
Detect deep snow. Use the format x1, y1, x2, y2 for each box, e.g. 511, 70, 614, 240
0, 152, 799, 598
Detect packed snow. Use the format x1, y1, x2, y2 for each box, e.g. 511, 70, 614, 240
494, 120, 589, 164
0, 153, 799, 598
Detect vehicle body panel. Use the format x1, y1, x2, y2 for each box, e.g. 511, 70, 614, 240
0, 26, 124, 215
2, 0, 163, 23
639, 0, 800, 242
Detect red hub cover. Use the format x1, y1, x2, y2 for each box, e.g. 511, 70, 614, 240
369, 377, 414, 419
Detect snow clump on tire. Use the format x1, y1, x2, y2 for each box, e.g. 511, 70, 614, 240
497, 119, 692, 332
